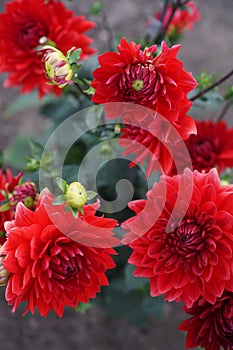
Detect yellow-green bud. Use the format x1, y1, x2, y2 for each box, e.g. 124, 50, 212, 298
65, 182, 87, 209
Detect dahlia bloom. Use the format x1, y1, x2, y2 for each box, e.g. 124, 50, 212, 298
179, 291, 233, 350
122, 168, 233, 308
184, 120, 233, 174
1, 188, 118, 317
0, 0, 95, 97
153, 1, 200, 35
91, 38, 197, 121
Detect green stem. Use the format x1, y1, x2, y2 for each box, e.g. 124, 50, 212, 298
191, 69, 233, 101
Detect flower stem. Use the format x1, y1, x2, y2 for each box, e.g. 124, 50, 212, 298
74, 82, 92, 101
191, 69, 233, 101
150, 0, 182, 45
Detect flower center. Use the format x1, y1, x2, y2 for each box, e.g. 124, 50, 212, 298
19, 22, 47, 49
132, 79, 144, 91
50, 252, 81, 281
169, 220, 204, 257
189, 138, 216, 170
119, 63, 159, 103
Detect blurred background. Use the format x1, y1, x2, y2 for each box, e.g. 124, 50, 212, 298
0, 0, 233, 349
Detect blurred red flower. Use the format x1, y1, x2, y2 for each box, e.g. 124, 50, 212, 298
185, 120, 233, 174
154, 1, 200, 35
178, 291, 233, 350
0, 0, 96, 98
122, 168, 233, 308
0, 169, 22, 246
1, 189, 118, 317
91, 38, 197, 121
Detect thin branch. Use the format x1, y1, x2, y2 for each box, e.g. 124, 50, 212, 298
150, 0, 182, 44
191, 69, 233, 101
162, 0, 182, 37
74, 83, 92, 101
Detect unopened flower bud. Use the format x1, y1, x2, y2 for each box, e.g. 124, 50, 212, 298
9, 181, 38, 211
65, 182, 87, 209
0, 256, 9, 287
40, 45, 73, 88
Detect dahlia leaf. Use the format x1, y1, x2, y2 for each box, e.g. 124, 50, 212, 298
71, 207, 79, 218
56, 177, 67, 193
0, 202, 10, 212
29, 139, 44, 161
86, 191, 97, 201
52, 195, 66, 206
75, 302, 92, 314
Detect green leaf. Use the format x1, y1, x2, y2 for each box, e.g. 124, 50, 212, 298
86, 191, 97, 201
0, 190, 7, 198
29, 139, 44, 161
75, 302, 92, 314
89, 1, 102, 15
4, 136, 31, 170
0, 202, 10, 212
67, 48, 82, 65
56, 177, 67, 193
71, 207, 79, 218
52, 195, 66, 205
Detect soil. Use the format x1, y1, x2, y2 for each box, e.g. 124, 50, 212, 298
0, 1, 233, 349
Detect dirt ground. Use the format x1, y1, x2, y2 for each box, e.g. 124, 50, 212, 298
0, 1, 233, 349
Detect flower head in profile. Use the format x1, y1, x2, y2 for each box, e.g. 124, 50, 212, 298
179, 291, 233, 350
1, 188, 118, 317
0, 0, 96, 97
185, 120, 233, 174
122, 168, 233, 308
91, 38, 197, 121
39, 46, 73, 88
153, 1, 200, 36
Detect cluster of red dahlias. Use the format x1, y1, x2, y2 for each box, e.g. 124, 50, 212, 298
0, 1, 232, 349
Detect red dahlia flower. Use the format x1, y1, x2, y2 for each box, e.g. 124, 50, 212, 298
184, 120, 233, 174
178, 291, 233, 350
1, 188, 118, 317
122, 168, 233, 308
0, 0, 95, 97
153, 1, 200, 35
91, 38, 197, 121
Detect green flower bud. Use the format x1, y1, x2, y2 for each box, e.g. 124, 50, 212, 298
65, 182, 87, 209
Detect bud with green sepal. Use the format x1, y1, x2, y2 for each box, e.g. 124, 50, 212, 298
53, 177, 97, 218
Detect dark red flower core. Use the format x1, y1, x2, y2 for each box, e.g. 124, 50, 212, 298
19, 21, 47, 49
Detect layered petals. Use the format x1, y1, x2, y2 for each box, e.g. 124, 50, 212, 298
1, 188, 118, 317
122, 168, 233, 307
